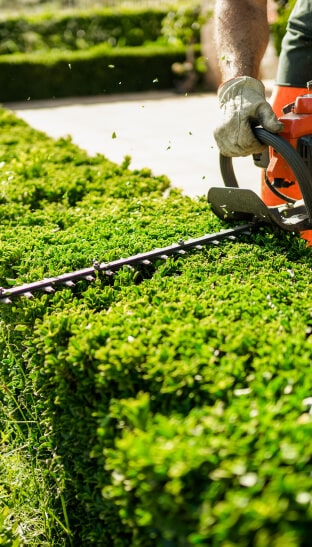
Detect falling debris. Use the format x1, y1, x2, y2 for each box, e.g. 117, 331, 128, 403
112, 131, 117, 139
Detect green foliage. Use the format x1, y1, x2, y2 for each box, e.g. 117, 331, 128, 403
0, 6, 205, 55
2, 107, 312, 545
0, 43, 190, 101
0, 5, 208, 100
0, 506, 20, 547
0, 447, 68, 546
0, 9, 166, 54
271, 0, 296, 55
160, 4, 209, 47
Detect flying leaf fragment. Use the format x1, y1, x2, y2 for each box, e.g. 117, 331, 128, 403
112, 131, 117, 139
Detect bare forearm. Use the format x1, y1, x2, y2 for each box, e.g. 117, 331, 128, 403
214, 0, 269, 80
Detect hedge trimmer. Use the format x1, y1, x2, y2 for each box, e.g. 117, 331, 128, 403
2, 92, 312, 304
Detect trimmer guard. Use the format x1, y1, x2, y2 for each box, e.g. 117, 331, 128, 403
208, 187, 312, 231
210, 125, 312, 232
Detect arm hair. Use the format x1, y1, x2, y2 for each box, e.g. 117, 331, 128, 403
214, 0, 269, 80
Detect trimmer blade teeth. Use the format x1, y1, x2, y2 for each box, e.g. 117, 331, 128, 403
82, 275, 95, 282
62, 280, 75, 287
0, 222, 257, 304
43, 286, 55, 293
0, 297, 12, 304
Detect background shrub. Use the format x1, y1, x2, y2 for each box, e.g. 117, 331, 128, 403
0, 5, 207, 100
0, 6, 205, 55
0, 9, 166, 54
271, 0, 297, 54
0, 43, 193, 101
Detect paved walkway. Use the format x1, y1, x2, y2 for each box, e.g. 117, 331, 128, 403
6, 89, 269, 198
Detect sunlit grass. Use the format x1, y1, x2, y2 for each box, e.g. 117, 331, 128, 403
0, 450, 62, 545
0, 338, 72, 545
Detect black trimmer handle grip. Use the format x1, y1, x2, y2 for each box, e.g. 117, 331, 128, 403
219, 127, 312, 223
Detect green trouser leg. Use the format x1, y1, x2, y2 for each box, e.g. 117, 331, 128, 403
261, 1, 312, 207
276, 0, 312, 87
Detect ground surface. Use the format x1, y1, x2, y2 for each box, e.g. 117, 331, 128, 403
7, 89, 271, 198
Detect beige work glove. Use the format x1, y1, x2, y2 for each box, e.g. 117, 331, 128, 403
214, 76, 284, 157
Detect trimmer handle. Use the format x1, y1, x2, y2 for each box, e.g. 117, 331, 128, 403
219, 128, 312, 224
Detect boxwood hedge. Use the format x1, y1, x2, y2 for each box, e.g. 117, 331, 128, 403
0, 8, 167, 54
0, 43, 189, 102
0, 5, 205, 101
1, 108, 312, 545
0, 2, 296, 102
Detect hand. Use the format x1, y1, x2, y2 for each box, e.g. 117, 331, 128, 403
214, 76, 284, 157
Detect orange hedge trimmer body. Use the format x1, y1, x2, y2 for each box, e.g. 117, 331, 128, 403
266, 93, 312, 202
210, 90, 312, 234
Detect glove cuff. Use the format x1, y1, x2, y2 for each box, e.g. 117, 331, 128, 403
218, 76, 266, 102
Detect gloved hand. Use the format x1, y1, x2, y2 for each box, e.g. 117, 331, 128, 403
214, 76, 284, 157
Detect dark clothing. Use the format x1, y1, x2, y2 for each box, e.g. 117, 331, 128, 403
276, 0, 312, 86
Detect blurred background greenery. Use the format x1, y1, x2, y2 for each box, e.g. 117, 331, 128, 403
0, 0, 203, 13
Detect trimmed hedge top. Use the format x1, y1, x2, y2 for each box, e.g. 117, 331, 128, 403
1, 108, 312, 545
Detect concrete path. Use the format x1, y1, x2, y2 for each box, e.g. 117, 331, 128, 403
6, 90, 265, 198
